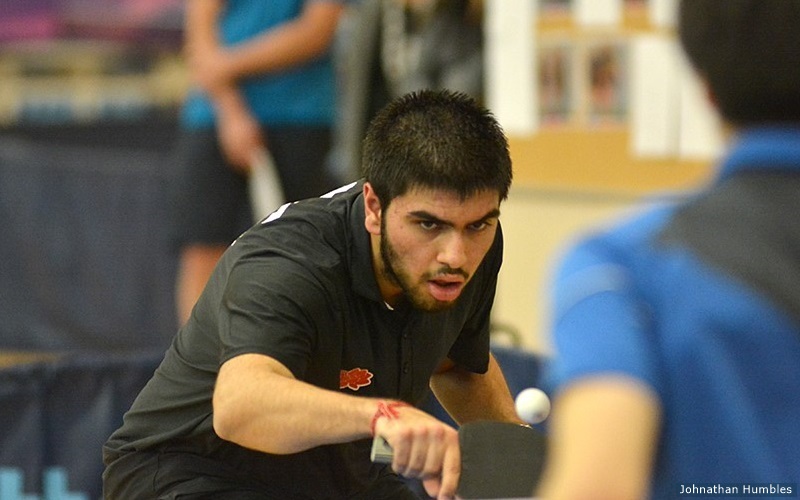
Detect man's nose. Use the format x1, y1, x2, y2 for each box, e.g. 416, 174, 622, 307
437, 234, 468, 269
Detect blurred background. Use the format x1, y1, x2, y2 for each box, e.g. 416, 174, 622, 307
1, 4, 187, 497
0, 0, 720, 497
1, 0, 186, 354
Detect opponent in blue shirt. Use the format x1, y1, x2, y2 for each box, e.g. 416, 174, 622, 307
539, 2, 800, 498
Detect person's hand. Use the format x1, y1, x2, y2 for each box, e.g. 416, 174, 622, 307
216, 104, 265, 175
188, 45, 233, 95
188, 43, 263, 174
374, 404, 461, 499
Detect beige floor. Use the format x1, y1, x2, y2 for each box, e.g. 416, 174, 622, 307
492, 186, 669, 355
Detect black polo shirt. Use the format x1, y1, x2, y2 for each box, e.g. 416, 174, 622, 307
104, 181, 502, 497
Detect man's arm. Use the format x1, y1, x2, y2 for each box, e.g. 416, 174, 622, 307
184, 0, 262, 170
184, 0, 235, 99
213, 353, 461, 499
430, 353, 525, 426
193, 0, 346, 87
537, 376, 661, 500
213, 353, 378, 453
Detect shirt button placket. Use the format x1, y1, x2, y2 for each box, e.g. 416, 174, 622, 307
399, 328, 413, 398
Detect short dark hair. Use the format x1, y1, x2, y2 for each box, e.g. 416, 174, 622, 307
361, 89, 512, 206
678, 0, 800, 126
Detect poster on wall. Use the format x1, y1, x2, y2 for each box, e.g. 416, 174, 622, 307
585, 39, 629, 125
540, 0, 571, 15
537, 38, 574, 126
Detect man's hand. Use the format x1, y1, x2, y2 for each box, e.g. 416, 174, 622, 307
374, 404, 461, 499
216, 103, 264, 174
188, 45, 233, 96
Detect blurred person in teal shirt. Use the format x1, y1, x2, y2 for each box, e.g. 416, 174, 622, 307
173, 0, 347, 326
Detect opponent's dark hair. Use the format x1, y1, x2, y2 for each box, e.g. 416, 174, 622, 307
361, 89, 512, 206
678, 0, 800, 126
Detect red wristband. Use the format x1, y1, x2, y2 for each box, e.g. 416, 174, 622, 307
370, 401, 409, 436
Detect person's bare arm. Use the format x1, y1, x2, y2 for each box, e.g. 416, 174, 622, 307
193, 0, 346, 89
184, 0, 232, 97
537, 376, 661, 500
183, 1, 344, 170
430, 353, 525, 426
184, 0, 222, 62
213, 353, 379, 453
184, 0, 262, 170
213, 352, 462, 499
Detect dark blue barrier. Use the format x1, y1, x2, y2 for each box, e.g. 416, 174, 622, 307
0, 347, 546, 499
0, 121, 178, 496
0, 351, 163, 499
0, 122, 179, 352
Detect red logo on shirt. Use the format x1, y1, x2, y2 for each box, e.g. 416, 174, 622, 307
340, 368, 373, 391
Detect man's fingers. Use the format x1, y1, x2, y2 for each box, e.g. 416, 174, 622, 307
398, 426, 448, 478
422, 432, 460, 499
399, 428, 428, 477
389, 427, 413, 474
423, 476, 444, 499
375, 407, 460, 496
437, 441, 461, 499
420, 426, 447, 478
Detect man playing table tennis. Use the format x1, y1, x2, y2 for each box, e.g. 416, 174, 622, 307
538, 1, 800, 498
103, 89, 525, 499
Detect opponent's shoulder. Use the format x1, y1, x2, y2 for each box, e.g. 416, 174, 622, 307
559, 201, 677, 266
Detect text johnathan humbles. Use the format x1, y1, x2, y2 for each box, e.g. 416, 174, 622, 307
678, 483, 796, 496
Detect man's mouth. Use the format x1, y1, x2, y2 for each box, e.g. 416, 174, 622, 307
427, 276, 466, 302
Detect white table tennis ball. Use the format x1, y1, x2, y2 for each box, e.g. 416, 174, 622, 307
515, 388, 551, 424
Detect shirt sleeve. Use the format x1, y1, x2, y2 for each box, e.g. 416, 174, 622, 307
447, 225, 504, 374
548, 236, 664, 397
219, 253, 336, 380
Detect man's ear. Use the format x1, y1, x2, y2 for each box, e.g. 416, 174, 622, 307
363, 183, 382, 235
699, 73, 719, 111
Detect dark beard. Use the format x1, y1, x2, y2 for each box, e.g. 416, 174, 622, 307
379, 217, 460, 312
379, 216, 404, 290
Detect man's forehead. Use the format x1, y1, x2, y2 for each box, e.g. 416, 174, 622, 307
400, 185, 501, 204
392, 186, 501, 220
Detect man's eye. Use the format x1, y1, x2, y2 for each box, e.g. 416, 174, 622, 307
419, 220, 439, 231
469, 221, 490, 232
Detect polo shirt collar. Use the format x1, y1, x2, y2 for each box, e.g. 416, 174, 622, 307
348, 193, 386, 304
718, 126, 800, 184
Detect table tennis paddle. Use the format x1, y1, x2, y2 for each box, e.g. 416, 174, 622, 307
371, 420, 547, 499
248, 148, 285, 222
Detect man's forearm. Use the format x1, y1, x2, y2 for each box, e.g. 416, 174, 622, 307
184, 0, 223, 60
430, 354, 524, 426
220, 1, 345, 80
213, 353, 380, 454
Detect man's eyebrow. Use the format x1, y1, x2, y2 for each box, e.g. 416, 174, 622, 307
407, 209, 501, 226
